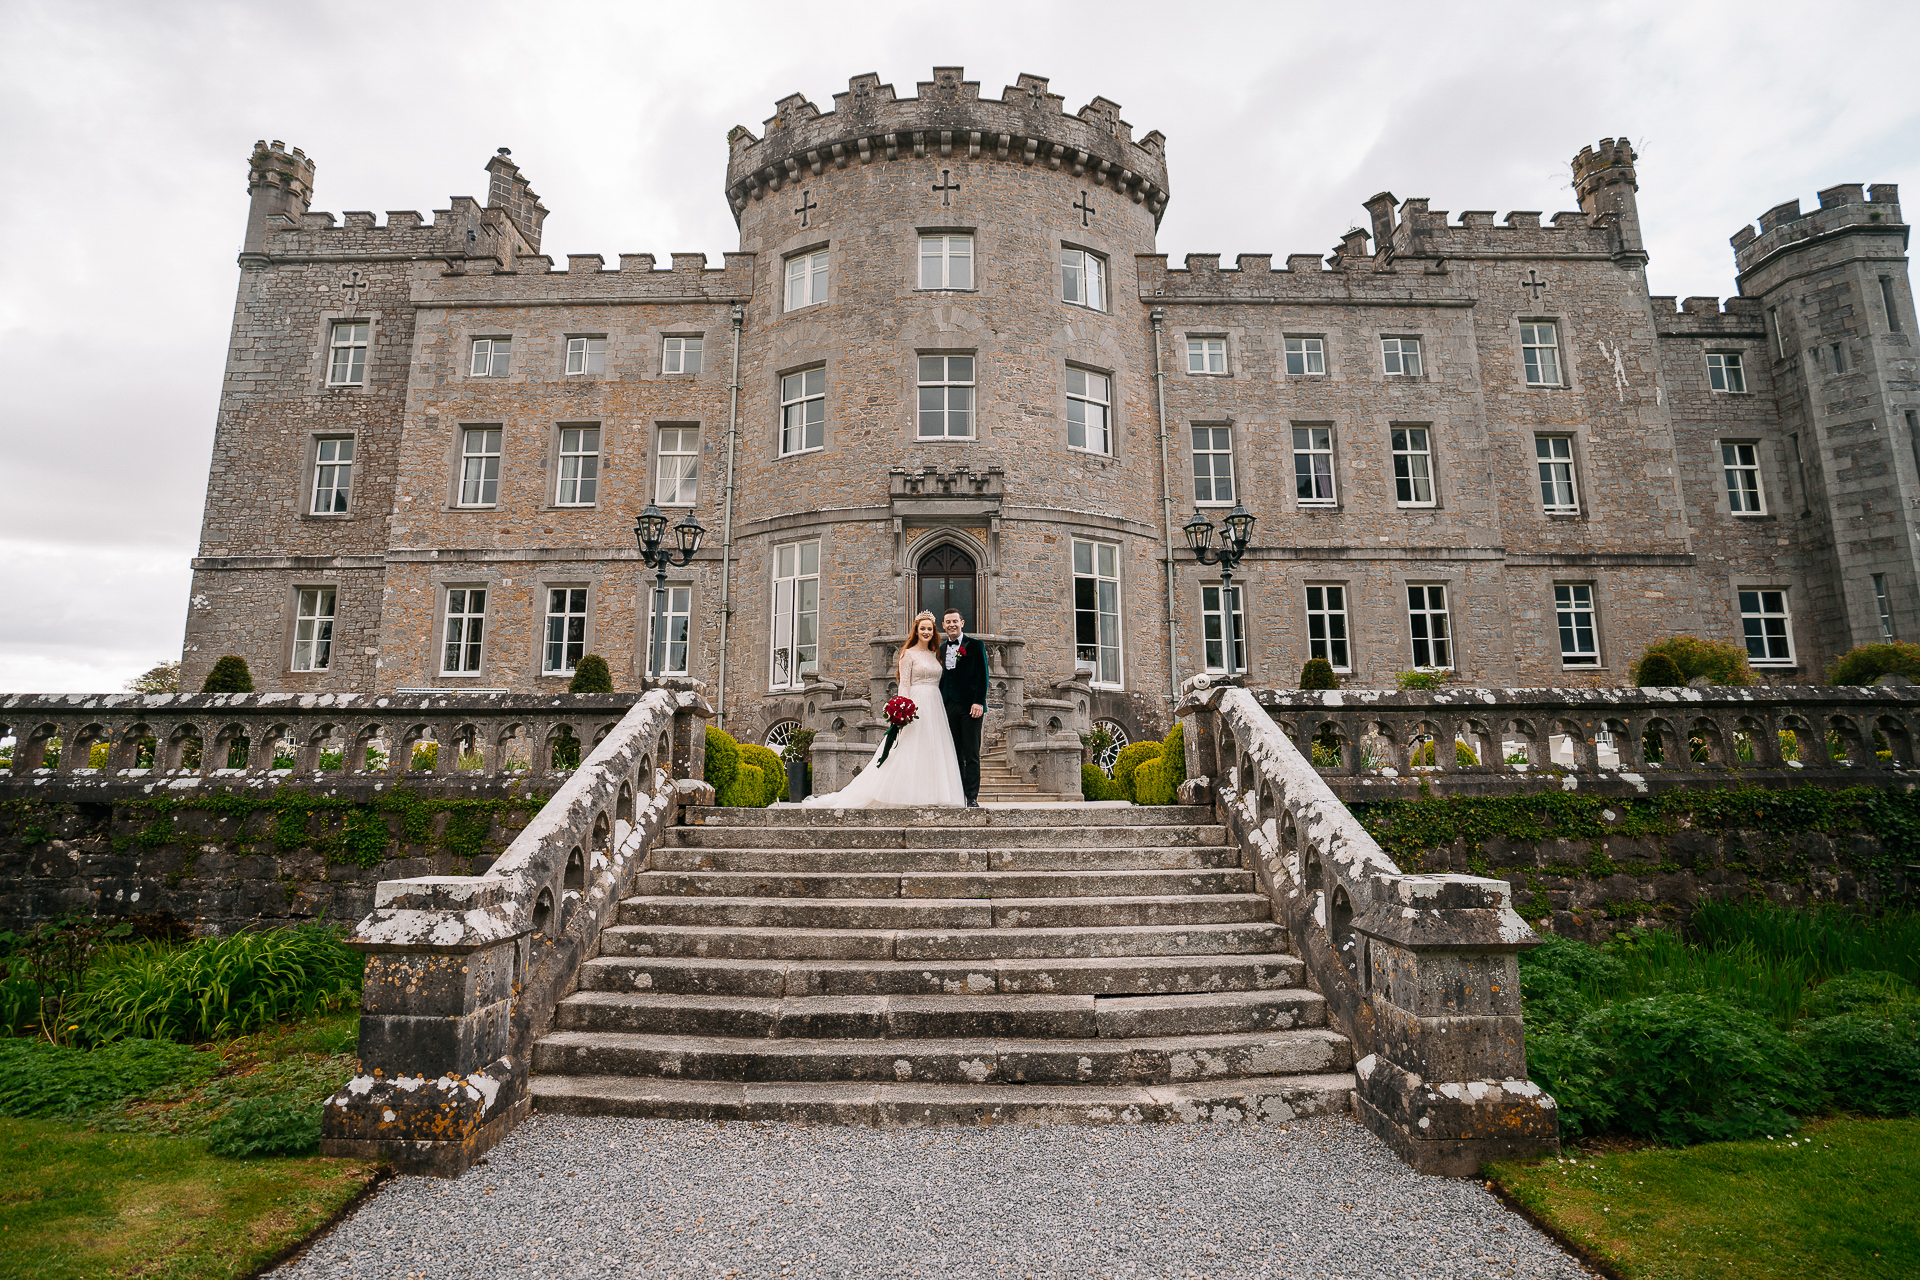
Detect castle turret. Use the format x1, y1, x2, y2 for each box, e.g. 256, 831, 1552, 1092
1571, 137, 1644, 261
484, 148, 548, 253
242, 140, 314, 259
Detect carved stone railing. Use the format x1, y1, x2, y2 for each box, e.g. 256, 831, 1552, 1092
0, 691, 672, 781
1250, 684, 1920, 796
316, 686, 712, 1176
1179, 678, 1558, 1175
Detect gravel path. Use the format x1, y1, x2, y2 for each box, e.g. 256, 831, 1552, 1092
273, 1114, 1589, 1280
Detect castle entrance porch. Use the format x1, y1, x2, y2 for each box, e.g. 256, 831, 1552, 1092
916, 543, 980, 631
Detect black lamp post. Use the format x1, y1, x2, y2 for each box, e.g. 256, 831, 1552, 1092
634, 504, 705, 683
1183, 503, 1257, 676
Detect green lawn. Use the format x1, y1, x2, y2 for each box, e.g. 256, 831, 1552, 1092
1488, 1117, 1920, 1279
0, 1009, 380, 1278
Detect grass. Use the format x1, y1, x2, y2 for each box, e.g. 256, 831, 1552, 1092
1489, 1116, 1920, 1279
0, 1009, 377, 1277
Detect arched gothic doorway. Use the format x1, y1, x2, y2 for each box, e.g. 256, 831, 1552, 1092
916, 544, 980, 631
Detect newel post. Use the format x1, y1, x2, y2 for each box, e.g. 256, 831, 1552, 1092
1350, 874, 1560, 1176
321, 878, 528, 1176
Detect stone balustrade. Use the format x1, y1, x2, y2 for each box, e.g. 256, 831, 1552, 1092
1178, 678, 1558, 1174
304, 686, 712, 1176
0, 691, 663, 781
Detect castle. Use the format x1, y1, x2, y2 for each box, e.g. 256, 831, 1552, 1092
185, 67, 1918, 765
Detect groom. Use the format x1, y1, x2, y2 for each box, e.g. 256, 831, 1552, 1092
939, 608, 988, 807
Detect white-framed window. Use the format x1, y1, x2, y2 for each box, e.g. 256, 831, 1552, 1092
441, 588, 487, 674
1186, 338, 1227, 375
327, 322, 368, 386
1292, 426, 1336, 507
917, 355, 975, 439
1721, 441, 1765, 514
1062, 248, 1106, 310
1201, 583, 1244, 674
1305, 585, 1350, 671
1381, 336, 1423, 377
556, 426, 600, 506
1875, 574, 1895, 641
1284, 337, 1325, 376
770, 541, 819, 690
785, 250, 828, 311
663, 336, 703, 375
1191, 425, 1234, 504
1072, 539, 1123, 687
1555, 583, 1599, 666
1535, 435, 1579, 514
1392, 427, 1434, 506
779, 367, 826, 455
1066, 367, 1112, 454
655, 426, 699, 506
1406, 584, 1452, 669
470, 336, 511, 377
543, 586, 589, 675
292, 588, 336, 672
645, 584, 692, 677
458, 427, 500, 507
565, 337, 606, 375
1521, 323, 1561, 386
1707, 352, 1746, 393
311, 437, 353, 514
1738, 588, 1794, 666
919, 235, 973, 289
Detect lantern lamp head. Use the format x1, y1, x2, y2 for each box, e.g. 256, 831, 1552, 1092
634, 504, 668, 554
1182, 510, 1215, 553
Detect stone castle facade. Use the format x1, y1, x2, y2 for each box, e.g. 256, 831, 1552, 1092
185, 67, 1917, 761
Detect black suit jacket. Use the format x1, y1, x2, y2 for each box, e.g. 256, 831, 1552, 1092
938, 635, 988, 709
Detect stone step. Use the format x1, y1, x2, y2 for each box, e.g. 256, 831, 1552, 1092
598, 920, 1288, 961
649, 845, 1241, 873
614, 894, 1271, 931
577, 952, 1303, 997
529, 1072, 1357, 1125
667, 824, 1227, 850
626, 868, 1256, 900
687, 805, 1212, 828
553, 988, 1326, 1041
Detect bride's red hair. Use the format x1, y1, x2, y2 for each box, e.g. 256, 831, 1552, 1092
897, 610, 939, 664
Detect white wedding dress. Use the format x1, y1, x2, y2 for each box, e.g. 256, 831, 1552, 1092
802, 647, 967, 808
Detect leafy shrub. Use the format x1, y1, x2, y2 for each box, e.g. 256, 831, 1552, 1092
0, 1038, 218, 1118
1632, 635, 1754, 687
721, 763, 765, 808
126, 660, 181, 694
703, 727, 740, 794
1413, 740, 1480, 766
568, 653, 614, 693
1804, 970, 1920, 1019
738, 743, 786, 806
1522, 932, 1629, 993
1636, 652, 1685, 687
1396, 668, 1449, 691
1826, 641, 1920, 687
73, 925, 363, 1044
200, 655, 255, 693
1798, 1011, 1920, 1116
1134, 757, 1172, 806
410, 741, 438, 770
1300, 658, 1338, 690
206, 1095, 322, 1158
1522, 1023, 1615, 1139
1112, 741, 1163, 802
1081, 763, 1122, 801
780, 729, 815, 763
1592, 993, 1816, 1145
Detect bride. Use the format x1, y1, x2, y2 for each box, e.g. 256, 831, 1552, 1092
802, 610, 966, 808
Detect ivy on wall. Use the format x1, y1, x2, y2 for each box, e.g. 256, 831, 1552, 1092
1, 786, 550, 870
1351, 785, 1920, 881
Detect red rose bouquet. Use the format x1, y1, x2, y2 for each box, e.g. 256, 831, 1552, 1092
876, 695, 918, 765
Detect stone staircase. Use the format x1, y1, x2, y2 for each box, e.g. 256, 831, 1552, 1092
976, 750, 1052, 802
530, 805, 1356, 1124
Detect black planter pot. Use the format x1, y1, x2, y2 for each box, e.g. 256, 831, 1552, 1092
785, 756, 809, 803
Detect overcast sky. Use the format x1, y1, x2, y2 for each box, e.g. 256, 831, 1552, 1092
2, 0, 1915, 694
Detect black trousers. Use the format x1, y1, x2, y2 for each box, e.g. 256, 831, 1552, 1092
946, 700, 982, 800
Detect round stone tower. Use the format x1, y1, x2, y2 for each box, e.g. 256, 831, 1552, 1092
718, 68, 1173, 755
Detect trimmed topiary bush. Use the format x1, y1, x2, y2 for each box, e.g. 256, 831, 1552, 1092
1827, 641, 1920, 687
200, 655, 254, 693
1636, 651, 1686, 688
721, 763, 766, 808
1300, 658, 1338, 690
1081, 763, 1121, 801
703, 726, 740, 797
1111, 740, 1163, 803
1413, 739, 1480, 767
1632, 635, 1755, 687
568, 654, 614, 693
738, 742, 786, 806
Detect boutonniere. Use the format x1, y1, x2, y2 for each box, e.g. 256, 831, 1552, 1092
957, 644, 967, 657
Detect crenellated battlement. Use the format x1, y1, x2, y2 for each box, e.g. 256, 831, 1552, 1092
421, 250, 755, 302
1649, 293, 1767, 337
722, 67, 1169, 224
1731, 182, 1904, 277
1368, 193, 1609, 260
